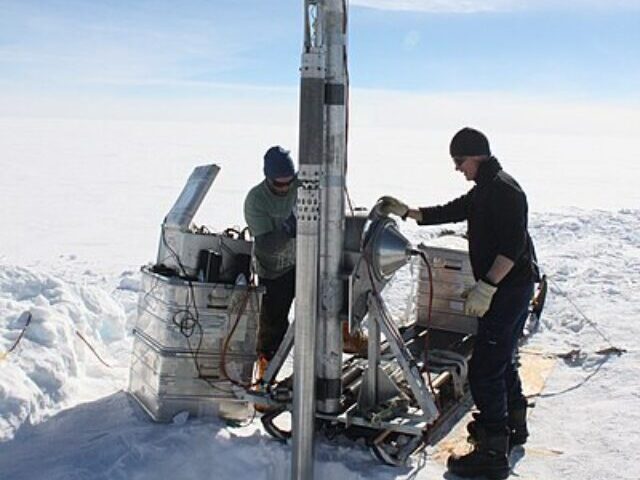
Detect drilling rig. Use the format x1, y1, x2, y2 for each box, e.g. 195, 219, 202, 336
128, 2, 547, 480
246, 2, 545, 479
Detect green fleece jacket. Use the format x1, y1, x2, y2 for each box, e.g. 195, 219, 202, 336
243, 179, 298, 279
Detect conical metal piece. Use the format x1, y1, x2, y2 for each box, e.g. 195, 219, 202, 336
371, 220, 412, 279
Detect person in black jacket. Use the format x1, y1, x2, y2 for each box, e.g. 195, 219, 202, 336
378, 127, 538, 480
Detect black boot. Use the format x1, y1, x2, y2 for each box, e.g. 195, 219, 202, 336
467, 404, 530, 451
466, 412, 481, 443
449, 423, 510, 480
507, 405, 528, 447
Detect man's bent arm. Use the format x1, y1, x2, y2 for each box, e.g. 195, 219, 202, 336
484, 254, 515, 286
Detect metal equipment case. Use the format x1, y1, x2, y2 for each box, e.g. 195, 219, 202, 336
128, 164, 264, 422
415, 244, 478, 335
128, 266, 263, 422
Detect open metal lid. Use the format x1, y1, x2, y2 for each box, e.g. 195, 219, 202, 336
163, 164, 220, 230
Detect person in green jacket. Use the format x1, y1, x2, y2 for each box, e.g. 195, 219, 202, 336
244, 146, 368, 383
244, 146, 298, 378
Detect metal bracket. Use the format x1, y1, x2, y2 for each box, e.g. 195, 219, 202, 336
261, 320, 296, 386
368, 293, 440, 423
357, 366, 401, 415
371, 430, 426, 467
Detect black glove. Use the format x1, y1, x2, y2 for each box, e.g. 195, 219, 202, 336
282, 211, 297, 238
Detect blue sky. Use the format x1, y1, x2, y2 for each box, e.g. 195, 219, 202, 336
1, 0, 639, 107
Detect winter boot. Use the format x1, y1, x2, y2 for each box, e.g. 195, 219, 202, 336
254, 354, 270, 384
342, 321, 368, 356
253, 354, 272, 413
467, 404, 530, 451
507, 405, 529, 447
448, 423, 510, 480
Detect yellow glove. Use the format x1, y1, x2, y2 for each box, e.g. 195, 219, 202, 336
376, 196, 409, 218
463, 280, 498, 317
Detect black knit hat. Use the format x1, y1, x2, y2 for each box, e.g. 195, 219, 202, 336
449, 127, 491, 157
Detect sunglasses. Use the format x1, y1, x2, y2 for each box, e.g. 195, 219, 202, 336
269, 176, 296, 188
453, 156, 468, 167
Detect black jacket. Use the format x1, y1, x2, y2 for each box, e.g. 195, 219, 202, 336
418, 157, 538, 287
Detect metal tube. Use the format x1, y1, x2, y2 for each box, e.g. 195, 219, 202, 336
364, 310, 380, 408
292, 186, 319, 480
292, 1, 325, 478
316, 0, 347, 416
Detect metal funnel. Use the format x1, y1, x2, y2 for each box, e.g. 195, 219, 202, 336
369, 218, 412, 280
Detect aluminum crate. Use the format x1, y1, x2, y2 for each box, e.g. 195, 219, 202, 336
131, 330, 255, 392
128, 331, 254, 422
415, 244, 478, 335
136, 266, 262, 354
129, 376, 251, 422
139, 265, 262, 312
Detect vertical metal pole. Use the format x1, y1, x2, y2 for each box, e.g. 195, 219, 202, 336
316, 0, 347, 415
366, 310, 380, 407
292, 2, 324, 479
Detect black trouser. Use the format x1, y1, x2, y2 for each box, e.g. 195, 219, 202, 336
257, 268, 296, 360
469, 283, 533, 429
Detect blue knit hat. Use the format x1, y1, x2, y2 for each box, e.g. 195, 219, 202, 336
263, 146, 295, 179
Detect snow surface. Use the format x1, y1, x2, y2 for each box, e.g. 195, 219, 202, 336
1, 114, 639, 479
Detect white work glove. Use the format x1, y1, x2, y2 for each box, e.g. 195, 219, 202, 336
376, 196, 409, 218
463, 280, 498, 317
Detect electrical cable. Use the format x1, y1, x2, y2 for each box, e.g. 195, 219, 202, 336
526, 354, 608, 399
222, 226, 250, 241
174, 292, 235, 395
0, 311, 32, 361
75, 330, 112, 369
413, 250, 439, 407
516, 275, 627, 399
219, 279, 260, 390
160, 226, 237, 395
548, 276, 625, 354
414, 251, 434, 329
144, 248, 233, 394
160, 222, 267, 397
345, 185, 355, 217
0, 310, 115, 371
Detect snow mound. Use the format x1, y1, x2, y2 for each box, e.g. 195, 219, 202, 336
0, 264, 135, 441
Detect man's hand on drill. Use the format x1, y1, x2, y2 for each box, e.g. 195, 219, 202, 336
376, 196, 409, 219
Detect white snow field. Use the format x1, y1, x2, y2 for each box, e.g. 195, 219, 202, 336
1, 95, 639, 479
